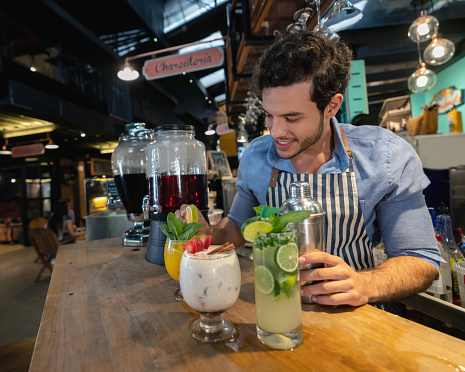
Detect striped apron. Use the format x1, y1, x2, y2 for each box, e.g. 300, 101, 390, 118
266, 128, 401, 314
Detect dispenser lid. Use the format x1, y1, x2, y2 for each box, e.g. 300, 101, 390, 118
155, 124, 194, 133
120, 123, 153, 140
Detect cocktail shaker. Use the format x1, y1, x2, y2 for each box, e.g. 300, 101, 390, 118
283, 181, 325, 303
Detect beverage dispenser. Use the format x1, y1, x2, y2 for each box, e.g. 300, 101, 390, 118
145, 124, 208, 264
111, 123, 154, 246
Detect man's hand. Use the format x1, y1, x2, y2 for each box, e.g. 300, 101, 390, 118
299, 252, 370, 307
174, 204, 246, 247
175, 204, 210, 236
299, 252, 438, 306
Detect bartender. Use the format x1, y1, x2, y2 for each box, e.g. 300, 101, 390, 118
176, 31, 442, 312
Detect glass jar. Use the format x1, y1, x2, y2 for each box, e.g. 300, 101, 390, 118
111, 123, 154, 218
145, 124, 208, 214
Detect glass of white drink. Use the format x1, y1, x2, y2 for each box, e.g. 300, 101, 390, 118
179, 248, 241, 342
253, 230, 303, 349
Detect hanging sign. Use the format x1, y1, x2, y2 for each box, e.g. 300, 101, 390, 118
142, 47, 224, 81
216, 123, 234, 135
429, 86, 463, 114
11, 143, 45, 158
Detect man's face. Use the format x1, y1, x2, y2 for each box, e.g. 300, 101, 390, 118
262, 82, 327, 160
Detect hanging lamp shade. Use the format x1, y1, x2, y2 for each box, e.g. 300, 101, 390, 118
205, 125, 216, 135
424, 36, 455, 65
408, 63, 437, 93
117, 63, 139, 81
408, 14, 439, 43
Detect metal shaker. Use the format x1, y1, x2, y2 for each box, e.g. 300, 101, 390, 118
283, 181, 325, 304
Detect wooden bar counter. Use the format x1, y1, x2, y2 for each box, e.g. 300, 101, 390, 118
30, 237, 465, 371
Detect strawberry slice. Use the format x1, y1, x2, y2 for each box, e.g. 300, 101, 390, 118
183, 240, 194, 252
183, 238, 203, 254
203, 235, 212, 250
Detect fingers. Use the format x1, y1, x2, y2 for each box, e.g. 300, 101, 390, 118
300, 278, 355, 296
298, 251, 344, 267
174, 204, 189, 222
310, 293, 362, 307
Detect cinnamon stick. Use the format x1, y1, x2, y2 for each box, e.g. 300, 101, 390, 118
207, 242, 236, 255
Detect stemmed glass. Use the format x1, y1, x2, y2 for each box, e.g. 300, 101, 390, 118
179, 249, 241, 342
164, 238, 187, 301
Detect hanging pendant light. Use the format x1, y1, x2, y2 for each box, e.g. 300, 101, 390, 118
117, 61, 139, 81
423, 35, 455, 65
408, 63, 437, 93
0, 139, 11, 155
205, 124, 216, 136
408, 11, 439, 43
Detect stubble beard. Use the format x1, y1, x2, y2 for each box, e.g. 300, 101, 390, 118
280, 114, 325, 160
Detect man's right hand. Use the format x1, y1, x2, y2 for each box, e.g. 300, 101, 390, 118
174, 204, 246, 248
175, 204, 211, 236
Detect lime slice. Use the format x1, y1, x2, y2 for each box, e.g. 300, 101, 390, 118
279, 275, 296, 292
241, 217, 274, 242
275, 243, 299, 273
185, 204, 198, 224
254, 265, 275, 294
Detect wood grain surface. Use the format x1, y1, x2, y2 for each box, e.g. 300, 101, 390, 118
30, 237, 465, 371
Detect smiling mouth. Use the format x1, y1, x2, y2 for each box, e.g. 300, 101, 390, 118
275, 138, 295, 145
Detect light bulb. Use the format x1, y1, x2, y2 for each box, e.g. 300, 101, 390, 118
417, 23, 430, 36
432, 46, 445, 58
416, 76, 428, 88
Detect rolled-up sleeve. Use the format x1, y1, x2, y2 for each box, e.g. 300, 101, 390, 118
376, 136, 443, 272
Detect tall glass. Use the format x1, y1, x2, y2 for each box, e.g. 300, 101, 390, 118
253, 230, 303, 349
179, 249, 241, 342
164, 238, 186, 301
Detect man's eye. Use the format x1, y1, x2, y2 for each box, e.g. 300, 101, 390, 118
286, 117, 299, 123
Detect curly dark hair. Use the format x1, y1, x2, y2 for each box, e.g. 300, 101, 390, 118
250, 31, 353, 113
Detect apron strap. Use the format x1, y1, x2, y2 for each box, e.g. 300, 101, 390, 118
269, 167, 279, 188
339, 127, 353, 159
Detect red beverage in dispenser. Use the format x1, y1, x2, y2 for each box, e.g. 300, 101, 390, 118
148, 174, 208, 214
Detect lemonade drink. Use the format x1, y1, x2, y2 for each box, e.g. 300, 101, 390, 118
253, 230, 303, 349
164, 239, 184, 282
164, 235, 206, 282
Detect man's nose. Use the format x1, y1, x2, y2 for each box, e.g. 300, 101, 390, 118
270, 119, 288, 138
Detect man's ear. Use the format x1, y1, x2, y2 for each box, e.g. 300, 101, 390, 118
325, 94, 344, 118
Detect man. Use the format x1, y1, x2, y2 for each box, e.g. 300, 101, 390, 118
177, 31, 441, 309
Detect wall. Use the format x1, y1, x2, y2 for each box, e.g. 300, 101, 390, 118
410, 55, 465, 134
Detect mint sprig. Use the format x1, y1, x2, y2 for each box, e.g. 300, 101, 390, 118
253, 205, 311, 233
159, 212, 203, 241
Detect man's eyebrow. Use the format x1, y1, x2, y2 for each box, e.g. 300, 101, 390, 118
262, 109, 303, 116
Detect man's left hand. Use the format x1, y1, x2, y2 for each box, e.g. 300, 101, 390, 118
299, 251, 371, 307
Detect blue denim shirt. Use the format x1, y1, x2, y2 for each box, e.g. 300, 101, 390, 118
229, 119, 442, 271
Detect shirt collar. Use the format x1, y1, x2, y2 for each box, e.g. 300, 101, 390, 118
266, 118, 350, 174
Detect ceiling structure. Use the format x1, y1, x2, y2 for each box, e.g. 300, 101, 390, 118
0, 0, 465, 157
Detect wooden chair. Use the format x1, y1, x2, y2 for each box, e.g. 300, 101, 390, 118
29, 217, 48, 229
29, 218, 49, 263
30, 228, 60, 283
